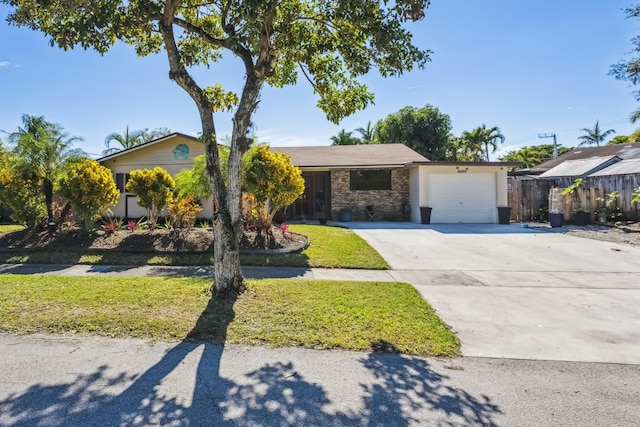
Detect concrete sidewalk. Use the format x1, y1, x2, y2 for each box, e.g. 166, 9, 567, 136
0, 263, 399, 282
4, 261, 640, 364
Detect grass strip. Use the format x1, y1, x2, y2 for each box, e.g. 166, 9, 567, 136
0, 275, 458, 357
0, 225, 25, 234
241, 224, 389, 269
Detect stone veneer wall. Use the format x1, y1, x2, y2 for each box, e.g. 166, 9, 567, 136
331, 168, 410, 221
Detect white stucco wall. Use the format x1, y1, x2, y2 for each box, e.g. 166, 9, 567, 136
413, 164, 510, 224
409, 166, 422, 223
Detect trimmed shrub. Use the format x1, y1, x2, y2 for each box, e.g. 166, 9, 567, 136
58, 159, 120, 232
126, 167, 175, 229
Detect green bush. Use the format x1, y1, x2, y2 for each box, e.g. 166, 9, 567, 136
0, 166, 46, 228
126, 167, 175, 229
168, 196, 202, 229
58, 159, 120, 232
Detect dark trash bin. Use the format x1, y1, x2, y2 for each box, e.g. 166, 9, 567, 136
573, 210, 590, 226
497, 206, 511, 224
420, 206, 432, 224
549, 212, 564, 228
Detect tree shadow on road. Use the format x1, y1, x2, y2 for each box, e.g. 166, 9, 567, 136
0, 298, 502, 426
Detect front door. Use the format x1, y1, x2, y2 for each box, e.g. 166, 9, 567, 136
291, 172, 330, 219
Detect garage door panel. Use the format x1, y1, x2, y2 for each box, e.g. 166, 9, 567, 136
429, 173, 496, 223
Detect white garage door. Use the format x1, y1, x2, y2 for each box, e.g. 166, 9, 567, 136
428, 173, 496, 223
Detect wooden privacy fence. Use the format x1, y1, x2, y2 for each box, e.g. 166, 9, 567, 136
508, 174, 640, 222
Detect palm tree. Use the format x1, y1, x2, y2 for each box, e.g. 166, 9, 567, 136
510, 147, 542, 169
102, 126, 145, 156
630, 109, 640, 124
7, 114, 85, 223
102, 126, 172, 155
457, 125, 504, 161
141, 127, 172, 143
355, 121, 375, 144
578, 121, 615, 147
330, 129, 361, 145
478, 125, 505, 161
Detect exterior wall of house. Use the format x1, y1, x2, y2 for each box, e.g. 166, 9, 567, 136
411, 164, 509, 223
409, 167, 421, 222
330, 168, 410, 220
99, 135, 215, 219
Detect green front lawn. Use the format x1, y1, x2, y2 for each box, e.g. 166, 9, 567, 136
0, 275, 459, 357
0, 224, 24, 234
243, 224, 389, 269
0, 224, 389, 270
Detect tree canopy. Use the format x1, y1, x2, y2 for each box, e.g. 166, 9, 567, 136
611, 6, 640, 99
5, 114, 86, 224
4, 0, 432, 295
578, 121, 615, 147
330, 129, 362, 146
500, 144, 573, 169
454, 125, 505, 162
102, 126, 172, 156
374, 105, 452, 160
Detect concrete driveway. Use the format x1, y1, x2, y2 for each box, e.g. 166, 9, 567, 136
349, 222, 640, 364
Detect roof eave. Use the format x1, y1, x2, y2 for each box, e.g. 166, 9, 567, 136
96, 132, 200, 162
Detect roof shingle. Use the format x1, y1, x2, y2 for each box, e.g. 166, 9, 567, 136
271, 144, 428, 168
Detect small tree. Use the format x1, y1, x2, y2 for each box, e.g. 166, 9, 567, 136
174, 148, 230, 201
6, 114, 86, 224
126, 167, 175, 228
5, 0, 431, 295
0, 164, 46, 228
58, 159, 120, 232
243, 146, 304, 245
243, 146, 305, 220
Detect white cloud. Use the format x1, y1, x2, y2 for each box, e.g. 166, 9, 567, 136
0, 62, 9, 67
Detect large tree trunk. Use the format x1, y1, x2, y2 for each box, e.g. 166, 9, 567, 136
158, 1, 271, 297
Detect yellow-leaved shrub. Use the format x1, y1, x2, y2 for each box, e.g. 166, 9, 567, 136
58, 159, 120, 232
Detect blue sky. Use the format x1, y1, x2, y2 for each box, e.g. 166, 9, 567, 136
1, 1, 640, 159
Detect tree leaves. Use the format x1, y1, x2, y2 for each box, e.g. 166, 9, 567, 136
374, 105, 452, 160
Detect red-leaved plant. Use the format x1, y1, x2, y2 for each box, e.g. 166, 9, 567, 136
101, 218, 119, 236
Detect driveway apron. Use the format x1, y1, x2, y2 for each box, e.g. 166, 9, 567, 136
349, 222, 640, 364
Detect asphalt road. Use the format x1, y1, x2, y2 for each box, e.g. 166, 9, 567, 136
1, 334, 638, 427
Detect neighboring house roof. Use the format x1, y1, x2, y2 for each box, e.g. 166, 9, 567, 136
530, 142, 640, 174
271, 144, 429, 168
589, 158, 640, 176
538, 156, 621, 178
96, 132, 200, 162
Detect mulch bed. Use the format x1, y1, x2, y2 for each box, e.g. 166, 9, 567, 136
0, 226, 308, 253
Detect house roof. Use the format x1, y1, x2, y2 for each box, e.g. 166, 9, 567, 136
271, 144, 429, 168
589, 158, 640, 176
538, 156, 621, 178
531, 142, 640, 173
96, 132, 200, 162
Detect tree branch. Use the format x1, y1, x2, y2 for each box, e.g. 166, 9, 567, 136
173, 17, 226, 48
